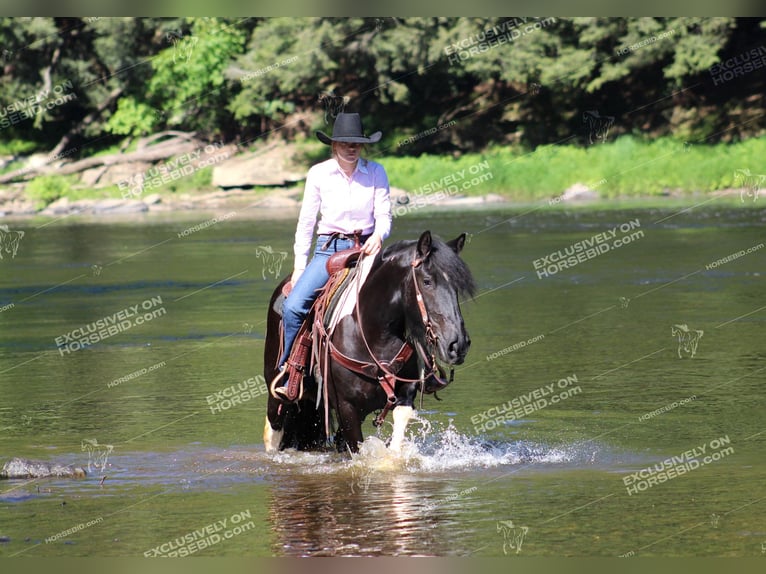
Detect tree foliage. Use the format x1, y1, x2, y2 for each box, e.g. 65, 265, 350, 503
1, 16, 763, 160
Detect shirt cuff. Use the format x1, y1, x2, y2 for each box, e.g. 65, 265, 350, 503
293, 257, 307, 271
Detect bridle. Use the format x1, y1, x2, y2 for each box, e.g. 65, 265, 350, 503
319, 249, 454, 429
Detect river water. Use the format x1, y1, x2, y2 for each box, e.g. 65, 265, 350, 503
0, 202, 764, 557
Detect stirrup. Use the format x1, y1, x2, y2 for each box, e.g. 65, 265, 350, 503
269, 366, 304, 402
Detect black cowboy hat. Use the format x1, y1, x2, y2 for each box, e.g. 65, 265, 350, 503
316, 112, 382, 145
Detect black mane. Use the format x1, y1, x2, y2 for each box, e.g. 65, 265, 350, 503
381, 235, 476, 298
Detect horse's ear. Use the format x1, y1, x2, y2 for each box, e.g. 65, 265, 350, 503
417, 230, 432, 259
447, 233, 467, 255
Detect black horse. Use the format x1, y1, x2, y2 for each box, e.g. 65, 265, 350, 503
263, 230, 474, 453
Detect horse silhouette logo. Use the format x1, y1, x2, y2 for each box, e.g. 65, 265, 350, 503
583, 110, 615, 144
710, 513, 720, 528
81, 438, 114, 473
733, 168, 764, 203
255, 245, 288, 280
318, 90, 349, 125
671, 324, 703, 358
497, 520, 529, 555
350, 465, 375, 494
165, 31, 198, 64
529, 82, 541, 95
0, 225, 25, 260
242, 322, 254, 334
619, 297, 630, 309
91, 264, 103, 277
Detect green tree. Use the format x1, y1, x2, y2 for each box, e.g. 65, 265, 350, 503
127, 17, 247, 138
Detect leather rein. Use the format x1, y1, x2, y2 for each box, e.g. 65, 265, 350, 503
320, 251, 453, 427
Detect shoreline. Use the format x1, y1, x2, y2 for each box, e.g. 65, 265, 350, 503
0, 185, 757, 224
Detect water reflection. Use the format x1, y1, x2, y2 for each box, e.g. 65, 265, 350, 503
268, 471, 448, 557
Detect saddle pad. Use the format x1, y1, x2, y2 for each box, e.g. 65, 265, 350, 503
325, 253, 376, 335
272, 291, 286, 316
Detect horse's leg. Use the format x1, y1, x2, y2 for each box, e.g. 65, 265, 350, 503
389, 382, 418, 452
389, 406, 414, 453
264, 396, 285, 453
336, 399, 364, 454
264, 279, 290, 453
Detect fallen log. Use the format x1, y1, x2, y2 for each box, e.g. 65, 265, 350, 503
0, 131, 200, 185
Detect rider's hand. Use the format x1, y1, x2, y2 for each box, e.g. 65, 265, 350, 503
361, 233, 382, 256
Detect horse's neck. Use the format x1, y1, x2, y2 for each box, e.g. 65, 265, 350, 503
357, 261, 408, 349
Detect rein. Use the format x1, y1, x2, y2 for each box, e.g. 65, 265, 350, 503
322, 250, 453, 427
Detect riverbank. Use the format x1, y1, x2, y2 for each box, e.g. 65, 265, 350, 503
0, 185, 756, 224
1, 135, 763, 220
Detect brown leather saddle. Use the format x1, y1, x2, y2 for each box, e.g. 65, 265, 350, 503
276, 237, 364, 402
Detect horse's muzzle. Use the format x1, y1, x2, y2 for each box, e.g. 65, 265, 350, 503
446, 333, 471, 365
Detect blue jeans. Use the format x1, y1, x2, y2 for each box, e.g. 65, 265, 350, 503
279, 235, 363, 367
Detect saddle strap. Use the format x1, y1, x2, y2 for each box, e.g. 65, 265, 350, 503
284, 330, 312, 401
373, 374, 398, 427
323, 335, 414, 383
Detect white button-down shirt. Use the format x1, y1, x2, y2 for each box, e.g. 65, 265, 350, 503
293, 157, 392, 270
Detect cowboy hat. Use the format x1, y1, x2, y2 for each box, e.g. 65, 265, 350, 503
316, 113, 382, 145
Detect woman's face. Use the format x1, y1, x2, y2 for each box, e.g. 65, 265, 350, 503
334, 142, 362, 166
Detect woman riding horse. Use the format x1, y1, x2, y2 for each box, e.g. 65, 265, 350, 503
264, 230, 474, 453
271, 112, 391, 401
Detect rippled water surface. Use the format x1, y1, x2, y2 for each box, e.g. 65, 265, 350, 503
1, 204, 764, 556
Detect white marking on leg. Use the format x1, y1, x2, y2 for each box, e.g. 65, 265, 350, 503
389, 406, 414, 453
263, 418, 283, 453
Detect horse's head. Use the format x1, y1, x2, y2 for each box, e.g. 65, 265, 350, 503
405, 230, 475, 365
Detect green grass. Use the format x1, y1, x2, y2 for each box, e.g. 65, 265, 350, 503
8, 135, 765, 209
381, 136, 766, 200
0, 139, 38, 156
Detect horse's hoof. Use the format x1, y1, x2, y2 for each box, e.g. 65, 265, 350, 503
263, 418, 284, 453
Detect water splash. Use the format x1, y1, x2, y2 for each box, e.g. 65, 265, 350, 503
276, 413, 595, 477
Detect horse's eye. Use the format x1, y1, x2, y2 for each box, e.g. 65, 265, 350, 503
423, 277, 433, 287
